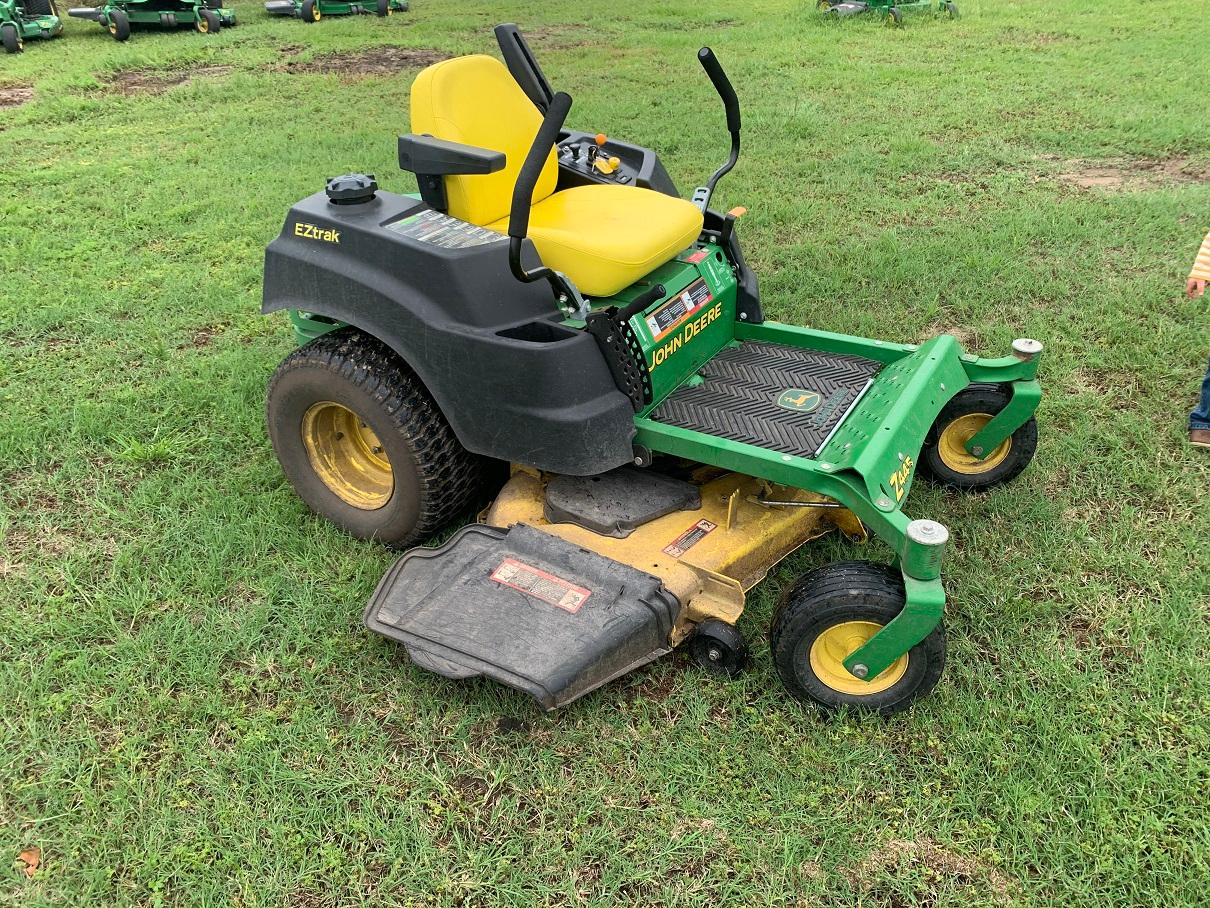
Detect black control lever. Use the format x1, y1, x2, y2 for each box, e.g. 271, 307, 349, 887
495, 24, 555, 112
618, 284, 667, 321
508, 92, 581, 308
693, 47, 741, 213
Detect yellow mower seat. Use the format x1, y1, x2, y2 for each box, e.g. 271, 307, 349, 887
411, 55, 703, 298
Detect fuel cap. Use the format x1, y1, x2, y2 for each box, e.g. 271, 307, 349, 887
326, 173, 378, 205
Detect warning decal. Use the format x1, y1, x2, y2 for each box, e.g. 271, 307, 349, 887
644, 278, 714, 342
662, 519, 718, 558
490, 558, 592, 614
386, 209, 506, 249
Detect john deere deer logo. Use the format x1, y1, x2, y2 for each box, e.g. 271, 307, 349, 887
776, 388, 822, 413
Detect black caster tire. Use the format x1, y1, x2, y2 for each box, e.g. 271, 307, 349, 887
918, 386, 1038, 491
771, 561, 945, 715
687, 619, 749, 677
301, 0, 320, 22
1, 24, 22, 53
377, 0, 391, 15
943, 1, 959, 18
197, 8, 220, 32
107, 8, 130, 41
885, 6, 903, 26
266, 328, 490, 548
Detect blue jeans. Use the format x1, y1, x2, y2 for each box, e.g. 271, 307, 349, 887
1193, 356, 1210, 430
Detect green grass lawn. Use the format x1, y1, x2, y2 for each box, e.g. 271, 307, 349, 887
2, 0, 1209, 904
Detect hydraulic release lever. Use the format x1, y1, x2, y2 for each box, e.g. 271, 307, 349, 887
692, 47, 742, 213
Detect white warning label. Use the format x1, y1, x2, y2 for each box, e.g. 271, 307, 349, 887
490, 558, 592, 614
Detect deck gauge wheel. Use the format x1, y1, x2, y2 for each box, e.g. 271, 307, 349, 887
687, 619, 749, 676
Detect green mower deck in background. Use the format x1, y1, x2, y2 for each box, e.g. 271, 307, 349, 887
262, 26, 1044, 714
264, 0, 405, 22
818, 0, 958, 26
67, 0, 234, 40
0, 0, 62, 52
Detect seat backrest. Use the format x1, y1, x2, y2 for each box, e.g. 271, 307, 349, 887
410, 55, 559, 227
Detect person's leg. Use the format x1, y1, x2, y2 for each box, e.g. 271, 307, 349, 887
1191, 356, 1210, 448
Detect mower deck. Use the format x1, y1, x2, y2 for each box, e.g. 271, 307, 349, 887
365, 467, 861, 708
651, 341, 881, 459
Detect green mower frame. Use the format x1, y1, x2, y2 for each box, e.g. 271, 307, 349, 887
262, 27, 1043, 714
818, 0, 958, 26
68, 0, 235, 40
263, 0, 406, 22
1, 0, 63, 53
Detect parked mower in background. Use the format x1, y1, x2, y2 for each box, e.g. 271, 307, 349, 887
818, 0, 958, 26
67, 0, 235, 40
1, 0, 63, 53
264, 0, 406, 23
262, 25, 1043, 715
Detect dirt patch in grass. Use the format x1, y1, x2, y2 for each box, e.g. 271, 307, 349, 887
279, 47, 446, 80
104, 65, 233, 96
0, 86, 34, 108
844, 838, 1017, 903
1051, 155, 1210, 191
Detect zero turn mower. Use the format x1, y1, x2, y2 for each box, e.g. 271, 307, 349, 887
263, 0, 406, 23
67, 0, 235, 40
1, 0, 63, 53
818, 0, 958, 27
262, 25, 1043, 714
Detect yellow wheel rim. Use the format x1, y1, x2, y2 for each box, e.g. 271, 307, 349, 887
108, 22, 116, 34
198, 18, 208, 32
301, 402, 393, 510
817, 0, 830, 9
937, 412, 1011, 475
313, 7, 321, 20
809, 620, 908, 695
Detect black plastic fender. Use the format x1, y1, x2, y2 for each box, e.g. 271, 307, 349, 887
262, 189, 637, 476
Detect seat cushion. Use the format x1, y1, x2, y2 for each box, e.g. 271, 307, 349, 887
410, 55, 559, 227
487, 184, 704, 297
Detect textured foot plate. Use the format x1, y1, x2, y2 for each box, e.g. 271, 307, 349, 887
650, 341, 882, 459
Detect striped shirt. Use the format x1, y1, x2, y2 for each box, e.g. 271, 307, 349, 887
1192, 232, 1210, 281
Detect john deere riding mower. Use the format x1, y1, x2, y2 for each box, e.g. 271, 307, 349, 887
262, 25, 1043, 714
67, 0, 234, 40
264, 0, 406, 23
818, 0, 958, 26
1, 0, 63, 53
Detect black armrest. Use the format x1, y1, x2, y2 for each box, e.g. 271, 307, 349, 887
398, 134, 505, 177
398, 134, 506, 213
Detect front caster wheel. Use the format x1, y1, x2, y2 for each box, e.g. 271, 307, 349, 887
107, 8, 130, 40
376, 0, 391, 15
942, 1, 959, 18
1, 24, 22, 53
919, 386, 1038, 491
687, 619, 749, 677
197, 8, 221, 32
885, 6, 903, 27
771, 561, 945, 715
266, 328, 489, 548
301, 0, 320, 22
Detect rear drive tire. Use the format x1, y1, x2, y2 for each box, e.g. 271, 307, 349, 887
197, 8, 220, 32
1, 24, 21, 53
266, 328, 489, 548
301, 0, 320, 21
107, 8, 130, 40
771, 561, 945, 715
918, 386, 1038, 491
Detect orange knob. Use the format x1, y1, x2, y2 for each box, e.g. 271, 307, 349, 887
595, 133, 607, 146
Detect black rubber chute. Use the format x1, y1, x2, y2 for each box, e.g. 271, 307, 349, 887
509, 91, 572, 240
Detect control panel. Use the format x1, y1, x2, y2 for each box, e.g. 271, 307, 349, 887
555, 129, 680, 197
